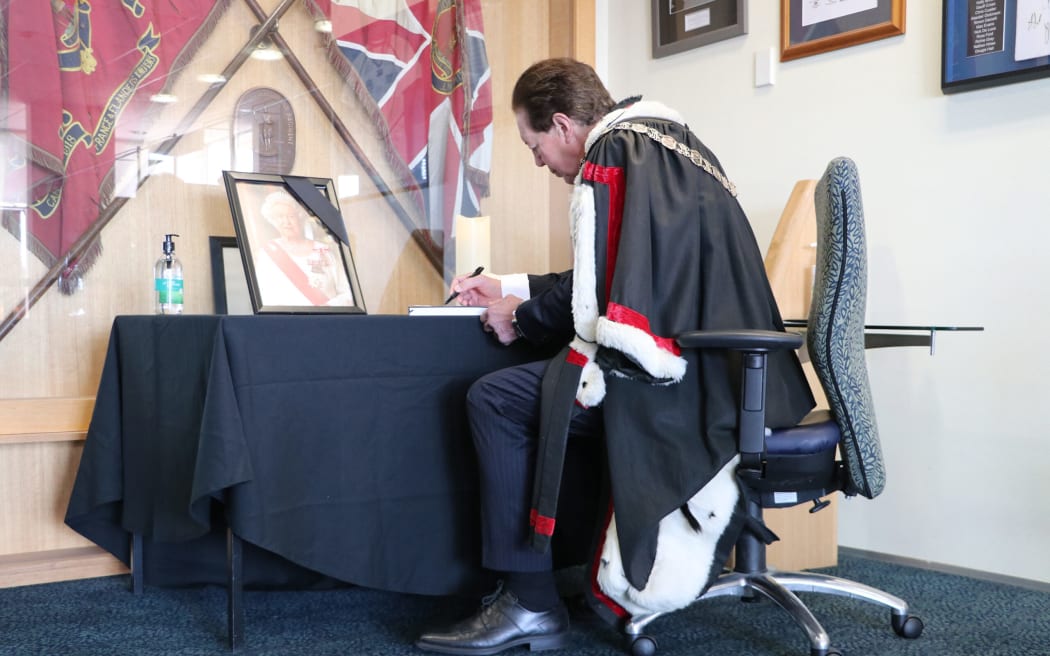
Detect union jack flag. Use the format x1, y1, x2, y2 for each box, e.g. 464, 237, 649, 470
315, 0, 492, 265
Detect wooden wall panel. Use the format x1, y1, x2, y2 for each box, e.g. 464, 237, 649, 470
545, 0, 595, 272
480, 0, 555, 277
761, 180, 837, 571
0, 397, 93, 437
0, 398, 126, 587
0, 441, 95, 556
0, 435, 129, 586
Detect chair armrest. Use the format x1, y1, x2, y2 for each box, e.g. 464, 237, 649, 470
676, 329, 803, 467
676, 329, 803, 352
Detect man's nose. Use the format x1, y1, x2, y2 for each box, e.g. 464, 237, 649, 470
532, 151, 544, 167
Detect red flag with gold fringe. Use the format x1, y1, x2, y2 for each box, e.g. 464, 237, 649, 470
1, 0, 229, 292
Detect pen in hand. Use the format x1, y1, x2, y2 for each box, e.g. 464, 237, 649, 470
444, 266, 485, 304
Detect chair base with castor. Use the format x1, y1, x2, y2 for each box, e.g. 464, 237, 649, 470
619, 496, 924, 656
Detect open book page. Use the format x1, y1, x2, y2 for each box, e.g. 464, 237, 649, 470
407, 305, 486, 316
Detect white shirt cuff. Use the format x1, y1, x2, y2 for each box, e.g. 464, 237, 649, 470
492, 273, 531, 300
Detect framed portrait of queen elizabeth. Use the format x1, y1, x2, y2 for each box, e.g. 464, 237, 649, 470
222, 171, 365, 315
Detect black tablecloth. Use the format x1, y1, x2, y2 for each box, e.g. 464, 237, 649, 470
65, 314, 577, 595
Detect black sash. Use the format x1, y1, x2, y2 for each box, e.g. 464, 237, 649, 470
528, 346, 584, 552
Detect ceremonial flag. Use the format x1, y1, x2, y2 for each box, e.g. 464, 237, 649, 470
314, 0, 493, 261
1, 0, 229, 290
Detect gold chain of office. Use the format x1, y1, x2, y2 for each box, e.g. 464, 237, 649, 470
609, 122, 738, 198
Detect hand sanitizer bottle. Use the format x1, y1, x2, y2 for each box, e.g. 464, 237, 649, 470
154, 233, 184, 314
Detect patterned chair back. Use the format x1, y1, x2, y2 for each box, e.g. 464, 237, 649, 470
808, 157, 886, 498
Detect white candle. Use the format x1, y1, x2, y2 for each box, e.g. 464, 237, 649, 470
454, 214, 491, 273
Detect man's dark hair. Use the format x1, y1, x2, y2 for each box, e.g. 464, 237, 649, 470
511, 58, 615, 132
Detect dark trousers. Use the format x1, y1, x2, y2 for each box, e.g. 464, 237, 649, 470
466, 358, 603, 573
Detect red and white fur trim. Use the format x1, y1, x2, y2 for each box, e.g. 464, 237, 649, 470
582, 101, 686, 155
568, 338, 605, 408
596, 315, 686, 383
568, 100, 690, 405
570, 183, 598, 344
596, 456, 740, 615
569, 177, 604, 408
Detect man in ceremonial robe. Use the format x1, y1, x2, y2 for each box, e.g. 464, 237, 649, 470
415, 58, 814, 655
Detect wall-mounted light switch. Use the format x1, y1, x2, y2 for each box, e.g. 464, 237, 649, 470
755, 47, 776, 88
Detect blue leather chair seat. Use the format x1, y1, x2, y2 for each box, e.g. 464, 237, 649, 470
767, 410, 840, 455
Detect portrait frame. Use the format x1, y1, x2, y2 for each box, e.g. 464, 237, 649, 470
780, 0, 906, 62
651, 0, 748, 59
941, 0, 1050, 94
208, 236, 253, 315
221, 171, 366, 315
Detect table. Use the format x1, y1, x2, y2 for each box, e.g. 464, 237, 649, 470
68, 314, 980, 647
782, 320, 984, 355
64, 315, 590, 646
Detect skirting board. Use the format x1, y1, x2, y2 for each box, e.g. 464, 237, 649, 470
0, 547, 127, 589
840, 547, 1050, 594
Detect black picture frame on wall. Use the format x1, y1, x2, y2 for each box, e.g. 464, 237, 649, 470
651, 0, 747, 59
221, 171, 366, 315
942, 0, 1050, 94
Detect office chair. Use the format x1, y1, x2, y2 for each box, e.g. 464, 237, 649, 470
622, 157, 924, 656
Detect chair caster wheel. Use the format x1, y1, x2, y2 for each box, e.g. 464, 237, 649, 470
629, 634, 658, 656
891, 613, 924, 639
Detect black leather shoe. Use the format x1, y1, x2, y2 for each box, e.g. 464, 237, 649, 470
415, 588, 570, 654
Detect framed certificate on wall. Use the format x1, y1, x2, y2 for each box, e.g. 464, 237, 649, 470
780, 0, 906, 62
942, 0, 1050, 94
651, 0, 748, 59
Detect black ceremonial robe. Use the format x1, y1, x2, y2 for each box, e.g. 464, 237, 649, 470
535, 101, 815, 594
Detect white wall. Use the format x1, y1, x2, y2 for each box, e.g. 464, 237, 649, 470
601, 1, 1050, 584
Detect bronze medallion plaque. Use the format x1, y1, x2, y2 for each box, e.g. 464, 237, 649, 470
233, 88, 296, 174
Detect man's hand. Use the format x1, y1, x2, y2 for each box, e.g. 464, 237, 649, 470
481, 295, 523, 345
449, 273, 501, 307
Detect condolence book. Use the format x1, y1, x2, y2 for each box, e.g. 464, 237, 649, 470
407, 305, 486, 317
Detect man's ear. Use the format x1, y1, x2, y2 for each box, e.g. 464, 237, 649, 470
550, 112, 576, 143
